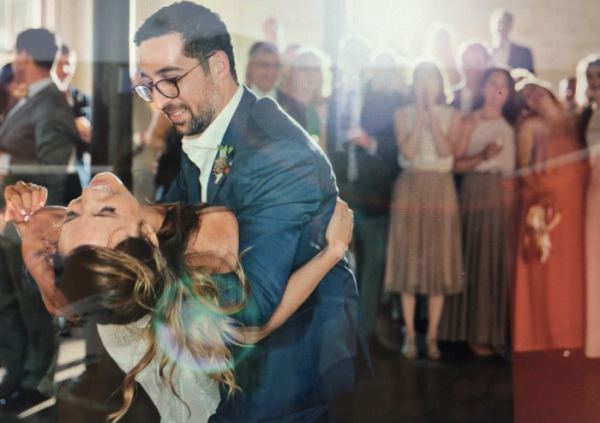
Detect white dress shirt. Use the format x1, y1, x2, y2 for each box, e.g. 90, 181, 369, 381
181, 84, 244, 202
491, 41, 511, 69
249, 83, 277, 100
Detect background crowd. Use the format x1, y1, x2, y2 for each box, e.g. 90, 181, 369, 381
0, 4, 599, 421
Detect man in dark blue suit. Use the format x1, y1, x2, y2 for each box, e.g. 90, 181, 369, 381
133, 2, 369, 422
490, 9, 535, 74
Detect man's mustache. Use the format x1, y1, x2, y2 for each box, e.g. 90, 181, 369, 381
162, 103, 189, 115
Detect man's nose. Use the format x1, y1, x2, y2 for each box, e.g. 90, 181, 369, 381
152, 88, 172, 111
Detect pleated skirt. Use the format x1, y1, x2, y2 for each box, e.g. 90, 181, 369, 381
384, 170, 464, 296
439, 173, 509, 346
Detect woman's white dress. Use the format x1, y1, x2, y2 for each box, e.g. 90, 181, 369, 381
97, 316, 220, 423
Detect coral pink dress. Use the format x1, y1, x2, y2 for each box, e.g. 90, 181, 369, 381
513, 119, 588, 352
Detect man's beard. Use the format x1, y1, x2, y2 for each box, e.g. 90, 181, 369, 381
169, 102, 217, 136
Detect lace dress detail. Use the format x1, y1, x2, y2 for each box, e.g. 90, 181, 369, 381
97, 316, 220, 423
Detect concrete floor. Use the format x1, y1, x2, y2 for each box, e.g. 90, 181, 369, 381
2, 337, 515, 423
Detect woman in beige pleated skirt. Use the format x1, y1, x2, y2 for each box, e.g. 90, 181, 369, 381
385, 62, 464, 360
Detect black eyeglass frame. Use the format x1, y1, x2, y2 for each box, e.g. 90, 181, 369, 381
133, 51, 217, 102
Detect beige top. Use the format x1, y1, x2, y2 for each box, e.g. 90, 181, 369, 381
587, 110, 600, 159
465, 116, 516, 176
398, 105, 455, 172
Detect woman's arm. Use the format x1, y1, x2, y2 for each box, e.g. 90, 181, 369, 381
238, 199, 353, 344
395, 108, 425, 160
19, 208, 70, 316
429, 106, 461, 158
453, 116, 503, 173
516, 119, 542, 192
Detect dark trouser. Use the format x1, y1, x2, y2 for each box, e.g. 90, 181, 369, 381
354, 211, 389, 336
0, 235, 57, 392
0, 237, 28, 391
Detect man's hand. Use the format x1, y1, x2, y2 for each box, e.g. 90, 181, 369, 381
75, 117, 92, 143
348, 128, 375, 150
4, 181, 48, 224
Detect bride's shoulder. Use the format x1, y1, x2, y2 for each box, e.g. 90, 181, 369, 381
199, 206, 238, 232
189, 206, 239, 268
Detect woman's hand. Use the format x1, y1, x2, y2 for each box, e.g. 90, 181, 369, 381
3, 181, 48, 225
325, 198, 354, 261
483, 142, 503, 160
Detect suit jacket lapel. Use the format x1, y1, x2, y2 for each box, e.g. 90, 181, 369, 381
207, 87, 256, 204
0, 86, 54, 140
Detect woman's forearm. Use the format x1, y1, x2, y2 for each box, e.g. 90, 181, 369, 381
428, 112, 454, 157
239, 245, 343, 343
453, 152, 485, 173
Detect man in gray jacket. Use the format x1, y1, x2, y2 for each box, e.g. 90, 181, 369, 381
0, 28, 77, 416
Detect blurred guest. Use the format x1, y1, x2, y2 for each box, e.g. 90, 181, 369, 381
0, 28, 77, 414
513, 80, 587, 352
245, 41, 305, 126
263, 17, 284, 50
287, 46, 331, 142
576, 54, 600, 358
280, 44, 300, 96
490, 9, 534, 74
0, 64, 20, 123
559, 76, 579, 114
452, 41, 490, 116
327, 46, 404, 342
326, 34, 371, 187
440, 68, 519, 355
385, 62, 463, 360
51, 43, 92, 203
135, 108, 182, 201
424, 23, 462, 87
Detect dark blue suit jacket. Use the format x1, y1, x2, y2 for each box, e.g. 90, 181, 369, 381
508, 43, 535, 75
164, 87, 369, 422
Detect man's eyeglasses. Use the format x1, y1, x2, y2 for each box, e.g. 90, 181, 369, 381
133, 51, 217, 102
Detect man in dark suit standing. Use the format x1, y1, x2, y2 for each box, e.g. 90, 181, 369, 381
490, 9, 535, 74
245, 41, 307, 129
133, 3, 368, 422
0, 28, 77, 415
326, 44, 403, 348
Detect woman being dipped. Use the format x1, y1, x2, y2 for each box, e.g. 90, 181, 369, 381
4, 173, 353, 422
439, 67, 519, 356
385, 61, 464, 360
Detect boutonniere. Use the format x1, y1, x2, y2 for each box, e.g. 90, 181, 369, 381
213, 145, 234, 183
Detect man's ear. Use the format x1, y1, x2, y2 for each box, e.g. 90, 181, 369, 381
211, 50, 231, 83
141, 221, 159, 248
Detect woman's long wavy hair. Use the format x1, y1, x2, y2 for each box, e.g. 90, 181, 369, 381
58, 203, 250, 422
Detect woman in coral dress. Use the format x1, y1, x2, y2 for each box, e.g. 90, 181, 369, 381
513, 80, 588, 352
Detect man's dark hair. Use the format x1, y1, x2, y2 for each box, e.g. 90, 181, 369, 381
133, 1, 238, 82
15, 28, 59, 71
248, 42, 279, 62
61, 44, 70, 56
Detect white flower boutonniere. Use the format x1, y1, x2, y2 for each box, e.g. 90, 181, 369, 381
213, 145, 234, 183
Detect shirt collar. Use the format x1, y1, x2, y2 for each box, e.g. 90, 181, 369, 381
182, 84, 244, 148
27, 77, 54, 99
250, 83, 277, 99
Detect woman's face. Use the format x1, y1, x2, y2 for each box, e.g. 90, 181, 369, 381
294, 55, 322, 99
520, 84, 553, 114
414, 68, 442, 103
58, 173, 144, 256
586, 63, 600, 103
484, 71, 510, 109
